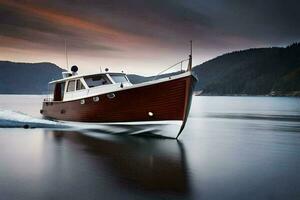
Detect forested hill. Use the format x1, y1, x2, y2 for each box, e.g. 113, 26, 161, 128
192, 43, 300, 96
0, 61, 63, 94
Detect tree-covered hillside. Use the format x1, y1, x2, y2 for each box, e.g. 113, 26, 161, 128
193, 43, 300, 96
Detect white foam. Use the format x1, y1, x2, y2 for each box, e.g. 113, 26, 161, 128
0, 109, 64, 128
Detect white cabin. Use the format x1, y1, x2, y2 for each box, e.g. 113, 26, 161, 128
48, 72, 132, 102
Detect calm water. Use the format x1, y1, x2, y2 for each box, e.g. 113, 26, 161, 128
0, 95, 300, 200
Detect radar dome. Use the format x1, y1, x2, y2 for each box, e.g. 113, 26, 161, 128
71, 65, 78, 73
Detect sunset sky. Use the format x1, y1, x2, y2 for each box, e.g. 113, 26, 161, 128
0, 0, 299, 75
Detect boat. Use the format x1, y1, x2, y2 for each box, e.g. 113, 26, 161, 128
41, 46, 197, 139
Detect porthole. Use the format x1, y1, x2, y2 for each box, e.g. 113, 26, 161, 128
93, 96, 100, 102
80, 99, 85, 105
107, 93, 116, 99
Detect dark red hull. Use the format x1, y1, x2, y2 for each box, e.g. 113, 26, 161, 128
41, 74, 196, 123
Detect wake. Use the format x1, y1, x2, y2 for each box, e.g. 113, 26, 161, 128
0, 109, 178, 138
0, 109, 66, 128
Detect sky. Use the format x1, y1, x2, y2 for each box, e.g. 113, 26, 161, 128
0, 0, 299, 75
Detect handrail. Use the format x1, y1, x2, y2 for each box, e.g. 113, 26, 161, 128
152, 58, 189, 81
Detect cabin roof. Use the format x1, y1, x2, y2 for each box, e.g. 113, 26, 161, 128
49, 72, 126, 84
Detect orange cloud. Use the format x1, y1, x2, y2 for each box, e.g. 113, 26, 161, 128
0, 0, 150, 44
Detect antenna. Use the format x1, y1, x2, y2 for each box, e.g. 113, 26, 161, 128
99, 66, 102, 73
190, 40, 192, 58
188, 40, 192, 71
65, 39, 69, 71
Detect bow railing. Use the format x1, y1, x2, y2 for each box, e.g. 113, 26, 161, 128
152, 58, 189, 81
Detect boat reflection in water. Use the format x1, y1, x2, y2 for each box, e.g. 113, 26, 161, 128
47, 129, 190, 199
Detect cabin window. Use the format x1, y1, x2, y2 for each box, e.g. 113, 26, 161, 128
76, 79, 86, 90
84, 75, 111, 88
67, 80, 76, 92
110, 74, 128, 83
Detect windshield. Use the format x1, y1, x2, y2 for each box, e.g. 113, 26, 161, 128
110, 74, 128, 83
84, 75, 111, 88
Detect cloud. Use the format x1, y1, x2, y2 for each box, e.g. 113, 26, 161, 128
186, 0, 300, 44
0, 0, 299, 74
0, 0, 155, 52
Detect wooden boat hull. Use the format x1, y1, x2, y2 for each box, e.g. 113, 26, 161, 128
41, 73, 196, 125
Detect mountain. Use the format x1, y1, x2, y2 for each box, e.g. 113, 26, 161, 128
127, 71, 183, 84
192, 43, 300, 96
0, 42, 299, 96
0, 61, 64, 94
129, 43, 300, 96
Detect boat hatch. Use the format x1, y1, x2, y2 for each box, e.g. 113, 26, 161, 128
53, 82, 65, 101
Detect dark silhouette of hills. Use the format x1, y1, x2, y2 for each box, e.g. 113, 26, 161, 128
129, 42, 300, 96
0, 42, 299, 96
0, 61, 64, 94
192, 42, 300, 96
127, 71, 182, 84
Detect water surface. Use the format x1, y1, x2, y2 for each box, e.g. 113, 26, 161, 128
0, 95, 299, 200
